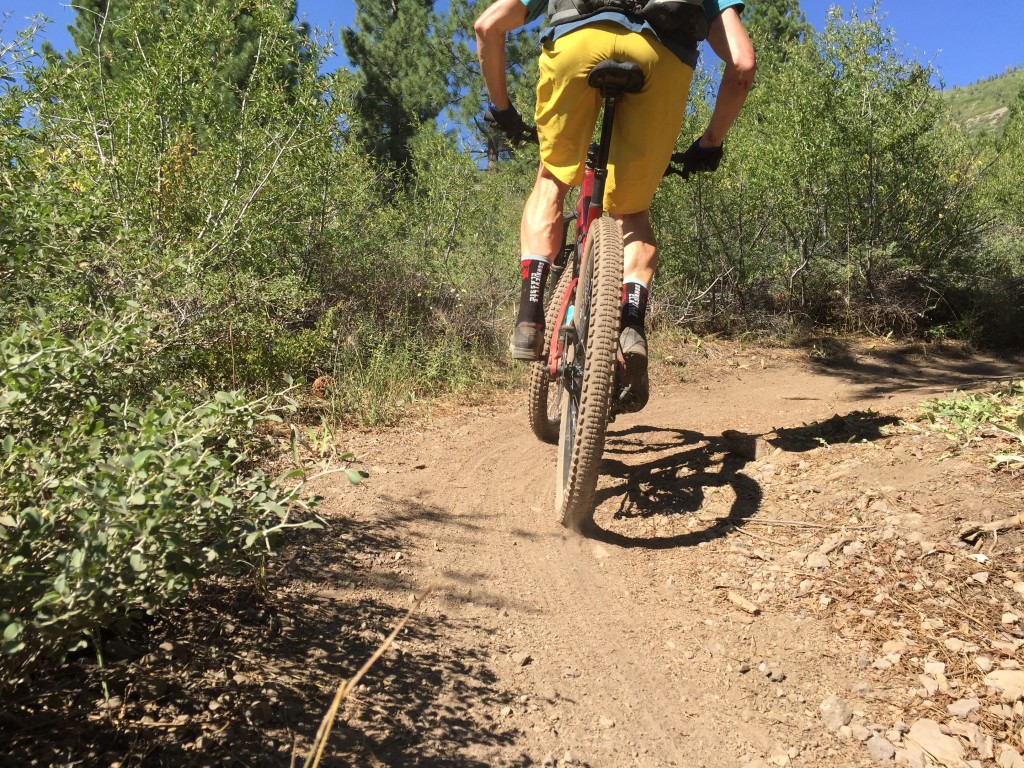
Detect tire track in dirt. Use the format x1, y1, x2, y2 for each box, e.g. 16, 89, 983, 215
327, 342, 1023, 767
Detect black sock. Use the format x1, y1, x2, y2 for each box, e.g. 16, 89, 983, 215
516, 257, 550, 325
620, 280, 649, 332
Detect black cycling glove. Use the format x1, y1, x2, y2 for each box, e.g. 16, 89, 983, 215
675, 139, 724, 178
484, 102, 538, 146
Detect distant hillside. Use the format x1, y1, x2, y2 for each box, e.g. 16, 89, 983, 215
942, 67, 1023, 136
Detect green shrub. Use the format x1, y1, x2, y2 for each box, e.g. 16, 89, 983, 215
0, 313, 314, 689
652, 6, 988, 338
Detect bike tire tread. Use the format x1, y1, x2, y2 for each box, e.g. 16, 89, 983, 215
528, 267, 573, 444
556, 217, 622, 531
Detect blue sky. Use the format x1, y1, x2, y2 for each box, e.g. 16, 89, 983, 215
3, 1, 1022, 89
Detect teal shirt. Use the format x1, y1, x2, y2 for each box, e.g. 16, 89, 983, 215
521, 0, 745, 68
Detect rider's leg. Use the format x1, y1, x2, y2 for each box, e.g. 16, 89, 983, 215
522, 162, 572, 258
510, 162, 572, 361
617, 210, 657, 286
615, 209, 656, 334
612, 209, 656, 410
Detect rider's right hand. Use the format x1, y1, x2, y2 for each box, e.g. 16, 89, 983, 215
483, 102, 539, 146
675, 139, 724, 178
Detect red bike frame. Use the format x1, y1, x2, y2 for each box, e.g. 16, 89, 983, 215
545, 156, 606, 378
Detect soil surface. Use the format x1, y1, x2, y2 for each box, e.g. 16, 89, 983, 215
4, 338, 1024, 768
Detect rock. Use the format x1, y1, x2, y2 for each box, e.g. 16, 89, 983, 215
924, 661, 947, 676
999, 746, 1024, 768
989, 704, 1013, 720
759, 662, 771, 677
966, 728, 993, 760
563, 750, 578, 765
820, 695, 853, 732
806, 552, 831, 569
970, 572, 989, 585
723, 429, 768, 459
992, 639, 1024, 656
985, 670, 1024, 703
944, 638, 965, 653
1002, 612, 1020, 625
895, 746, 928, 768
599, 716, 615, 729
96, 696, 122, 711
975, 657, 995, 673
947, 699, 981, 719
906, 719, 965, 767
542, 755, 556, 767
883, 640, 909, 655
852, 724, 873, 742
843, 541, 865, 556
501, 706, 513, 717
919, 674, 940, 697
852, 681, 874, 695
771, 670, 787, 683
245, 701, 273, 724
511, 652, 532, 667
866, 734, 897, 762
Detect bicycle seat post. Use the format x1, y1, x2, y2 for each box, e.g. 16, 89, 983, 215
584, 60, 644, 224
587, 93, 619, 223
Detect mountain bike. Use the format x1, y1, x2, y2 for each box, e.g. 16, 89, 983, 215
526, 60, 650, 532
519, 58, 701, 532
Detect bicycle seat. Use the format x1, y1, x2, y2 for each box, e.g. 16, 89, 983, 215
587, 60, 644, 94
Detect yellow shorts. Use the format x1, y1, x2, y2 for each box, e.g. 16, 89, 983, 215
535, 21, 693, 215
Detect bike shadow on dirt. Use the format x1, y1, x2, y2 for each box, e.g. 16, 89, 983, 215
587, 407, 901, 548
585, 424, 762, 549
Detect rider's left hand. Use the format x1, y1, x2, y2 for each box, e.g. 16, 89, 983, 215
484, 102, 539, 146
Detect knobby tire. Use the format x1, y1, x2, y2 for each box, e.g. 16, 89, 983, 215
528, 266, 572, 444
555, 217, 623, 532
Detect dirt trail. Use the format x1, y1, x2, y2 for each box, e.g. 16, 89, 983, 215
6, 340, 1023, 768
315, 340, 1023, 767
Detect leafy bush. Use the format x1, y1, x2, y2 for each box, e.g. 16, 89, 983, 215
0, 313, 314, 688
919, 382, 1024, 466
652, 6, 990, 338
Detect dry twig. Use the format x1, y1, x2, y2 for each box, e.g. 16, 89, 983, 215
726, 590, 761, 615
304, 585, 435, 768
959, 513, 1024, 543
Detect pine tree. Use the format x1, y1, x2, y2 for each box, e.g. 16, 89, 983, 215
341, 0, 453, 170
743, 0, 810, 51
447, 0, 541, 168
67, 0, 311, 113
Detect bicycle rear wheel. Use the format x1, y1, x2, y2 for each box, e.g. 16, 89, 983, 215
528, 266, 572, 444
555, 217, 623, 532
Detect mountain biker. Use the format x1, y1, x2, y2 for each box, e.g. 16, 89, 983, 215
476, 0, 755, 412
